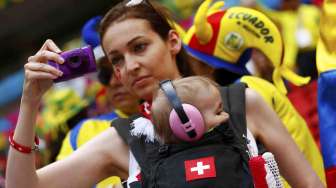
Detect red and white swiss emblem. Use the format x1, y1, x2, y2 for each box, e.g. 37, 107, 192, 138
184, 156, 216, 181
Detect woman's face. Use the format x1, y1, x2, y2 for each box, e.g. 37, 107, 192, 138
251, 49, 274, 83
102, 18, 181, 101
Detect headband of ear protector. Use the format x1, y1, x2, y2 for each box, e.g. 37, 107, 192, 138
159, 80, 205, 142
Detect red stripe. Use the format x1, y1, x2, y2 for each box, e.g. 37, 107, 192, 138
326, 167, 336, 188
188, 11, 225, 55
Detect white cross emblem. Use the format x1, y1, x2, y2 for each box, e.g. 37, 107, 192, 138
190, 162, 210, 175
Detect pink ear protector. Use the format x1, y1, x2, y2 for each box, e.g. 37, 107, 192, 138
159, 80, 205, 142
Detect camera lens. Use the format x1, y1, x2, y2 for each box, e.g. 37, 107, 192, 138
69, 56, 80, 64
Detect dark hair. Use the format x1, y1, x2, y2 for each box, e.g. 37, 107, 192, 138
97, 56, 113, 86
99, 0, 193, 77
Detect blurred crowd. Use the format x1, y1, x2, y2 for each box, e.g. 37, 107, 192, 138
0, 0, 334, 187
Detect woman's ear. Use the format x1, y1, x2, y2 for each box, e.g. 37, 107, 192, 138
167, 30, 182, 56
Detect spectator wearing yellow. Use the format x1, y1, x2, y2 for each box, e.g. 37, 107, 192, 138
183, 1, 326, 186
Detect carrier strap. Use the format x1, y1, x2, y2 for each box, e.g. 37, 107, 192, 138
219, 83, 254, 188
112, 114, 142, 144
112, 114, 154, 172
219, 83, 247, 141
218, 83, 251, 162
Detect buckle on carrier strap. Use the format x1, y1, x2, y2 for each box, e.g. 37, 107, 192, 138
158, 144, 169, 157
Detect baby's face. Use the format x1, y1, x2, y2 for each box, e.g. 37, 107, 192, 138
197, 86, 229, 129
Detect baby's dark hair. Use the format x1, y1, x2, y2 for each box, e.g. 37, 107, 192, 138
151, 76, 220, 144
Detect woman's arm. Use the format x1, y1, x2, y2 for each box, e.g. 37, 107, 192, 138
6, 39, 64, 188
36, 128, 130, 188
245, 88, 324, 188
6, 40, 129, 188
7, 125, 129, 188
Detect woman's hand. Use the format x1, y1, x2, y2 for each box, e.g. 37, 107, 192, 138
22, 39, 64, 105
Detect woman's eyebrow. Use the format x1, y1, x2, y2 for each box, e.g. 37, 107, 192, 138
107, 36, 145, 55
126, 36, 144, 47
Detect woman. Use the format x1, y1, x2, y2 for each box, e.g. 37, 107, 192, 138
6, 1, 323, 188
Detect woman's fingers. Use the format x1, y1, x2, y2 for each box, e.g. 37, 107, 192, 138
27, 39, 64, 64
25, 69, 59, 80
39, 39, 62, 53
27, 50, 64, 64
20, 40, 63, 102
24, 62, 63, 77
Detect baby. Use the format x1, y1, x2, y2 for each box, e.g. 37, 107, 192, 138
151, 76, 283, 187
151, 76, 230, 144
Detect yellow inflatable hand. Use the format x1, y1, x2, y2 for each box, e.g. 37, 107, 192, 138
207, 1, 225, 15
194, 0, 213, 44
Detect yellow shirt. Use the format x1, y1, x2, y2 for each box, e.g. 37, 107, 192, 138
240, 75, 326, 187
57, 109, 128, 187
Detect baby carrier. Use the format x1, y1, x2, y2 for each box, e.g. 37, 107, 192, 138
113, 83, 256, 188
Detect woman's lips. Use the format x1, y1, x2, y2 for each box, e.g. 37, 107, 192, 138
132, 76, 151, 87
